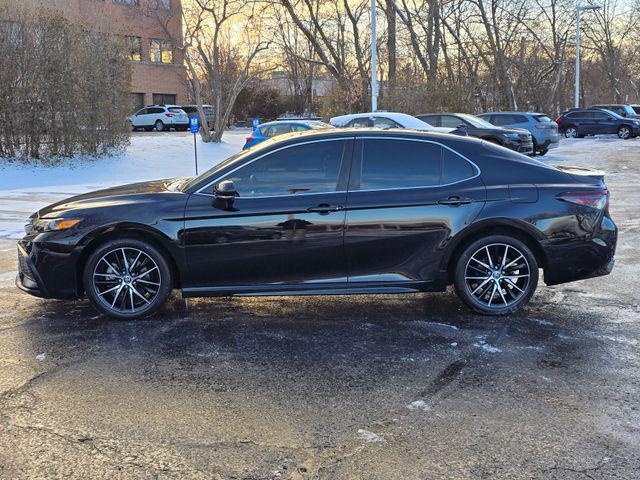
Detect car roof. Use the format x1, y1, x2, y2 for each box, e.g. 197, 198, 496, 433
258, 120, 324, 127
479, 111, 547, 116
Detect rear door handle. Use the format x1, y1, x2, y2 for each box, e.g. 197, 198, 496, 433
438, 196, 472, 206
307, 204, 344, 214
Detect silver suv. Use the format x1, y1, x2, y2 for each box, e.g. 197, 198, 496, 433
128, 105, 189, 132
478, 112, 560, 156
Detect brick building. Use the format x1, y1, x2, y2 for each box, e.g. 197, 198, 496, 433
16, 0, 189, 111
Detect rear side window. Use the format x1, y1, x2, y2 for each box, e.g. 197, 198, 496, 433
358, 139, 441, 190
149, 107, 164, 114
566, 112, 586, 119
168, 107, 185, 114
442, 149, 476, 184
347, 117, 373, 128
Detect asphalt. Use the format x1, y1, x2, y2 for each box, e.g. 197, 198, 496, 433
1, 138, 639, 479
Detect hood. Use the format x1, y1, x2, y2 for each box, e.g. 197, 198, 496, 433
34, 178, 184, 220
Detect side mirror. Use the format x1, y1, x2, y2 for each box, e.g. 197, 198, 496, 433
215, 180, 237, 199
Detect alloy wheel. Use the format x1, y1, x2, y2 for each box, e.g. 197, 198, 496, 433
565, 127, 577, 138
464, 243, 531, 309
618, 127, 631, 139
92, 247, 161, 314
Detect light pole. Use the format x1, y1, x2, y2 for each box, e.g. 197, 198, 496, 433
371, 0, 377, 112
575, 3, 601, 108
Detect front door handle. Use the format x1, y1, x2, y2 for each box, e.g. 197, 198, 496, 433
307, 204, 344, 214
438, 196, 472, 206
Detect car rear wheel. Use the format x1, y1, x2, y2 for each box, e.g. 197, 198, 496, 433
564, 127, 578, 138
83, 238, 173, 319
618, 126, 632, 139
155, 120, 165, 132
453, 235, 539, 315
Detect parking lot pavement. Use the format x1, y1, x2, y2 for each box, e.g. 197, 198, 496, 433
1, 138, 640, 479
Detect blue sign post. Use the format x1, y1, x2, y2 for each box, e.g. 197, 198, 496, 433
190, 116, 200, 175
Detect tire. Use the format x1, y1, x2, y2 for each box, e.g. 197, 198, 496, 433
537, 149, 548, 156
453, 235, 539, 316
155, 120, 165, 132
564, 126, 578, 138
618, 126, 632, 140
83, 238, 173, 320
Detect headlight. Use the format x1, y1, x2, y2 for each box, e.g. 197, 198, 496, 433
33, 218, 82, 232
634, 121, 640, 126
505, 133, 521, 139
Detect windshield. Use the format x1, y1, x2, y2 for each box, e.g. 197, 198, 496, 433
458, 114, 497, 129
179, 139, 276, 192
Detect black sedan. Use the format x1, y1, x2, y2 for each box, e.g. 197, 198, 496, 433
416, 113, 534, 155
17, 129, 617, 319
556, 108, 640, 139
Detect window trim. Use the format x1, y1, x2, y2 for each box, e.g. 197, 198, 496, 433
194, 136, 480, 198
350, 136, 480, 193
195, 138, 354, 197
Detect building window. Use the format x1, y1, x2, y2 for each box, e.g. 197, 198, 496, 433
152, 93, 176, 105
113, 0, 140, 5
0, 21, 22, 46
125, 36, 142, 61
131, 93, 145, 113
149, 0, 171, 9
149, 39, 172, 64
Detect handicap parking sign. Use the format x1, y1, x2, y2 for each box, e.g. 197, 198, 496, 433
252, 118, 260, 129
189, 116, 199, 134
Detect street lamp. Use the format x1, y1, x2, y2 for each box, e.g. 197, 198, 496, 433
575, 3, 601, 108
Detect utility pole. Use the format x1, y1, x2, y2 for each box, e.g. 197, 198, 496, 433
371, 0, 378, 112
575, 3, 601, 108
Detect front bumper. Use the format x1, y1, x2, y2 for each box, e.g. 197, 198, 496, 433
505, 137, 534, 155
16, 239, 81, 300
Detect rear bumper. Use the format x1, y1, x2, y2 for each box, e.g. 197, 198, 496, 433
543, 214, 617, 286
536, 138, 560, 150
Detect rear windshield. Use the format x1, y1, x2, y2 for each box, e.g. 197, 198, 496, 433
534, 115, 552, 122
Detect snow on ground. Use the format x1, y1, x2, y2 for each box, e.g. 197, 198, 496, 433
0, 131, 247, 239
0, 131, 637, 240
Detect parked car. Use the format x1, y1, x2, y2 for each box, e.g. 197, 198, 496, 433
631, 105, 640, 115
417, 113, 535, 156
17, 128, 616, 319
329, 112, 457, 134
477, 112, 559, 156
591, 104, 640, 119
180, 104, 215, 128
556, 108, 640, 139
243, 120, 333, 149
128, 105, 189, 132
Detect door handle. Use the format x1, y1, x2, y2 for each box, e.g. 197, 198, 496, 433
307, 204, 344, 214
438, 196, 472, 206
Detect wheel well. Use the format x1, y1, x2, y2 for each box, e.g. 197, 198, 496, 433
445, 225, 546, 282
75, 227, 181, 296
482, 136, 502, 145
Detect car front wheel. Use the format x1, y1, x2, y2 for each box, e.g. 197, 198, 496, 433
618, 126, 632, 139
83, 238, 173, 319
453, 235, 539, 315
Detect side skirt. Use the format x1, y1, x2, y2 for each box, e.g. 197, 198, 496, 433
181, 281, 446, 298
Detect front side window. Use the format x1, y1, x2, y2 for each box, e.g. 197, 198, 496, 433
224, 141, 345, 197
358, 139, 441, 190
150, 39, 172, 63
125, 36, 141, 61
346, 117, 373, 128
372, 117, 402, 129
440, 116, 466, 128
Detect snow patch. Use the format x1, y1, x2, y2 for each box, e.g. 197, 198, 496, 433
35, 353, 46, 362
356, 429, 385, 443
473, 340, 502, 353
407, 400, 432, 412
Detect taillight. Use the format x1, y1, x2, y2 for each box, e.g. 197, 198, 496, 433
246, 136, 253, 142
165, 113, 174, 118
557, 189, 609, 210
555, 117, 562, 124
